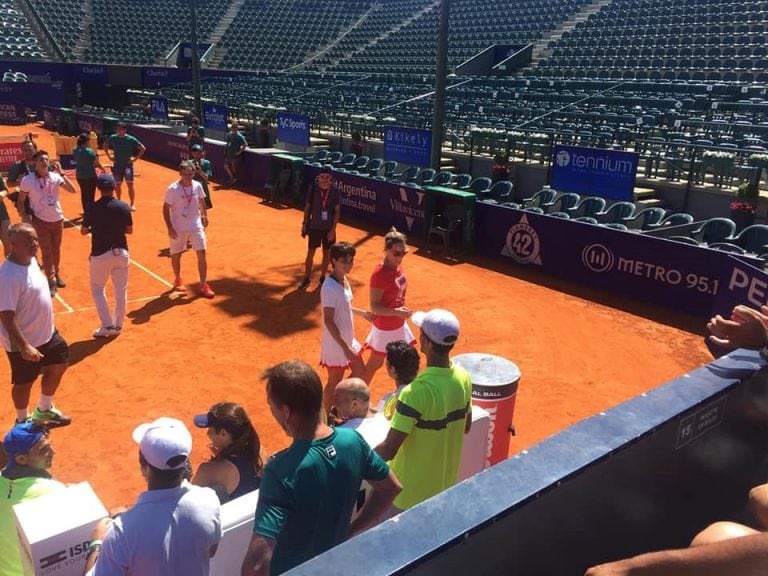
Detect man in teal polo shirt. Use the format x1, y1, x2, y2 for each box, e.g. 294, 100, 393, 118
104, 122, 146, 211
376, 308, 473, 516
223, 121, 247, 187
0, 422, 65, 576
241, 360, 401, 575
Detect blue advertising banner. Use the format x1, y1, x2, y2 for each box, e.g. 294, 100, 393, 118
73, 64, 108, 83
551, 145, 639, 201
475, 202, 763, 320
0, 81, 65, 113
74, 112, 104, 136
276, 112, 310, 146
304, 165, 426, 235
383, 126, 432, 168
141, 67, 191, 88
203, 103, 228, 131
0, 102, 26, 125
150, 96, 169, 122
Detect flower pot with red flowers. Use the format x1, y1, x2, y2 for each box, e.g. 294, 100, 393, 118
730, 182, 758, 232
492, 152, 510, 183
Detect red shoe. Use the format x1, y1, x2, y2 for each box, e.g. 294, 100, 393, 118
173, 277, 185, 291
200, 282, 215, 299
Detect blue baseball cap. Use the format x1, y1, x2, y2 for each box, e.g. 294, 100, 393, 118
3, 422, 46, 460
96, 173, 116, 190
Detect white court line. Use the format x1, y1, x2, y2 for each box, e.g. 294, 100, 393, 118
54, 292, 74, 313
64, 215, 173, 289
55, 294, 161, 315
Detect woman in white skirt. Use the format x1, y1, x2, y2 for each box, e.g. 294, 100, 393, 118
362, 228, 416, 385
320, 241, 374, 411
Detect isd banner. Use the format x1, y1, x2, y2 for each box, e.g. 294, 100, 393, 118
150, 96, 169, 122
203, 103, 228, 131
383, 126, 432, 167
276, 113, 310, 146
551, 145, 639, 201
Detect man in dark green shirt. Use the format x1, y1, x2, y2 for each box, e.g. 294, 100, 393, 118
104, 122, 146, 211
223, 121, 247, 187
241, 360, 401, 576
186, 117, 205, 150
190, 145, 213, 209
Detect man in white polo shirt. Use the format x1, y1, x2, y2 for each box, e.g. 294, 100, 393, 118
162, 161, 214, 298
17, 149, 76, 296
83, 417, 222, 576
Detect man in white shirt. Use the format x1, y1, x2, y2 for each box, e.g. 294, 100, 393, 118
0, 223, 71, 425
83, 417, 222, 576
17, 150, 76, 296
162, 161, 214, 298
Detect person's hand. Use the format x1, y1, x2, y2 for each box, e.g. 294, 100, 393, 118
202, 215, 209, 229
327, 229, 336, 242
21, 344, 43, 362
394, 306, 412, 319
585, 564, 629, 576
168, 226, 178, 240
347, 353, 365, 375
51, 161, 62, 174
363, 311, 376, 322
707, 305, 768, 350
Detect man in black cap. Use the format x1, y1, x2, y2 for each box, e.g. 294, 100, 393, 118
0, 422, 65, 576
190, 144, 213, 209
81, 174, 133, 338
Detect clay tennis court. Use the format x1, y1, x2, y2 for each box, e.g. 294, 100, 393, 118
0, 124, 713, 510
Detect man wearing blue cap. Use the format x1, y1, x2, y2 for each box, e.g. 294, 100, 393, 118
81, 174, 133, 338
0, 422, 65, 576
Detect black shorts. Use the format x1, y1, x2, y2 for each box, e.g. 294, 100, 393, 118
6, 329, 69, 385
308, 228, 335, 250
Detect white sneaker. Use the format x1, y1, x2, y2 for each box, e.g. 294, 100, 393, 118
93, 326, 120, 338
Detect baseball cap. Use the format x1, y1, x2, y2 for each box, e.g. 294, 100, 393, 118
3, 422, 46, 459
190, 144, 203, 152
96, 173, 115, 190
412, 309, 460, 345
132, 417, 192, 470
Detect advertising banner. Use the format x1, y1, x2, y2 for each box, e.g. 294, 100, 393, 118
276, 112, 310, 146
551, 144, 639, 201
72, 64, 108, 83
203, 103, 228, 131
0, 141, 23, 169
74, 113, 104, 136
0, 102, 26, 125
383, 126, 432, 167
0, 81, 65, 113
305, 165, 426, 235
150, 96, 169, 122
43, 106, 62, 130
475, 202, 763, 319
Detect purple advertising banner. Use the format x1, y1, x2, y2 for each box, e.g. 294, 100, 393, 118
74, 112, 103, 136
0, 81, 65, 113
0, 102, 26, 125
476, 202, 766, 319
43, 106, 62, 130
304, 165, 426, 236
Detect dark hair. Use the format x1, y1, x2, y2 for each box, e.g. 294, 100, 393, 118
207, 402, 263, 475
191, 117, 200, 124
139, 450, 187, 488
386, 340, 420, 385
21, 139, 37, 150
32, 150, 49, 160
330, 241, 356, 262
421, 332, 454, 355
261, 360, 322, 420
384, 227, 407, 249
116, 121, 127, 128
77, 133, 88, 146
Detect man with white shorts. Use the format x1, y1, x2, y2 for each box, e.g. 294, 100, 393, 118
81, 174, 133, 338
162, 161, 214, 299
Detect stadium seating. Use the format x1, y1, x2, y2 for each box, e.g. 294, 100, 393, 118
691, 217, 737, 244
0, 2, 47, 59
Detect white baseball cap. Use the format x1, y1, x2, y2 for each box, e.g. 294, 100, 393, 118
132, 417, 192, 470
412, 309, 460, 345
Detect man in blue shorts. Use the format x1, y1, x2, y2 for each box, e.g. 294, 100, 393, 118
241, 360, 401, 575
104, 122, 146, 211
223, 121, 247, 187
0, 223, 71, 426
299, 167, 339, 290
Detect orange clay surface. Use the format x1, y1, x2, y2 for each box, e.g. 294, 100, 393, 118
0, 124, 713, 510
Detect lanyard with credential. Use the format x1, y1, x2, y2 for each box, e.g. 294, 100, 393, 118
319, 188, 330, 211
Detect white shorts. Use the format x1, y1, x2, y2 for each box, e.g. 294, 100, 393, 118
320, 337, 362, 370
363, 322, 416, 356
169, 228, 206, 255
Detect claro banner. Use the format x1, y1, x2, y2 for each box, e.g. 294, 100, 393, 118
475, 201, 766, 320
551, 144, 639, 201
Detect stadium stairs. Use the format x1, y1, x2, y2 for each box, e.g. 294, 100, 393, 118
9, 0, 58, 60
524, 0, 616, 73
204, 0, 247, 69
71, 0, 94, 62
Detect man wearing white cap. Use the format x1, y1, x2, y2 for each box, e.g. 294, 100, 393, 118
375, 309, 473, 516
83, 417, 222, 576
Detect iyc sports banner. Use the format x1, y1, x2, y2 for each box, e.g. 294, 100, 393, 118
276, 112, 310, 146
551, 144, 639, 201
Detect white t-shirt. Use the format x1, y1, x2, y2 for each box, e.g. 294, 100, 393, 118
88, 482, 221, 576
0, 258, 54, 351
20, 172, 65, 222
339, 414, 390, 448
164, 180, 204, 232
320, 275, 355, 351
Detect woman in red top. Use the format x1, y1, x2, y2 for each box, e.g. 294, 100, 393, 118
362, 228, 416, 384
